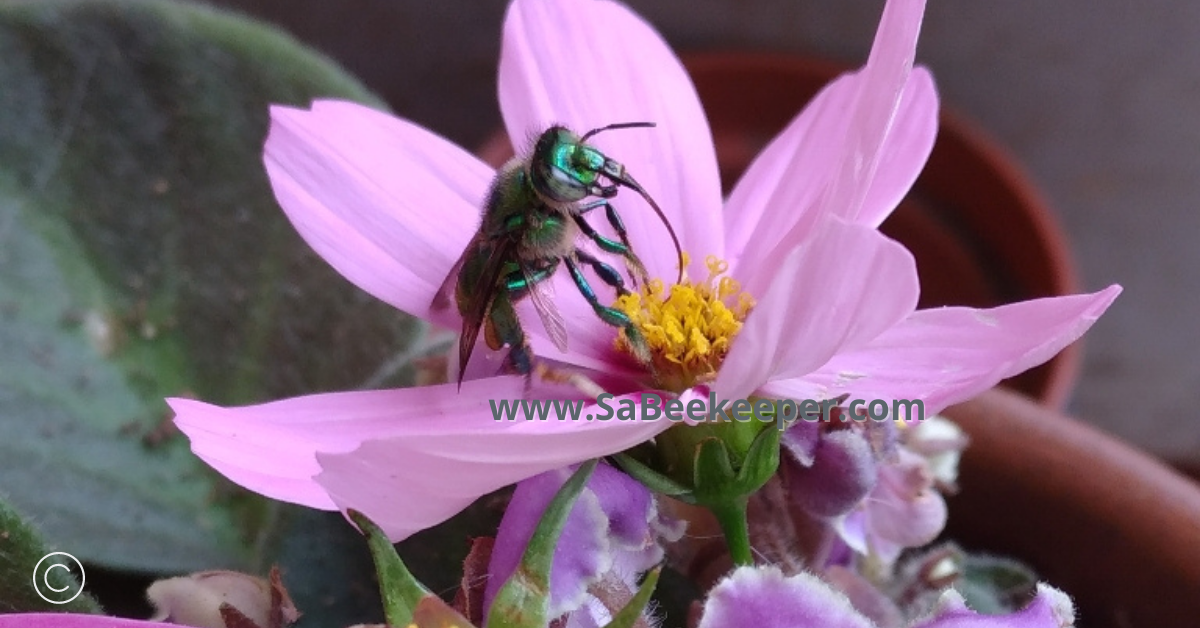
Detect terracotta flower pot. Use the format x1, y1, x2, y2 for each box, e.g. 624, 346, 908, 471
479, 51, 1081, 408
943, 388, 1200, 628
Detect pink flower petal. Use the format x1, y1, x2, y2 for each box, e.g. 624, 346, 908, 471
265, 100, 493, 327
725, 0, 937, 278
715, 221, 919, 402
170, 377, 537, 511
499, 0, 724, 279
836, 0, 931, 227
769, 286, 1122, 416
314, 391, 671, 540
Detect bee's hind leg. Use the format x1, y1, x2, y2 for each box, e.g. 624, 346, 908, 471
490, 292, 604, 399
532, 363, 605, 400
487, 294, 534, 378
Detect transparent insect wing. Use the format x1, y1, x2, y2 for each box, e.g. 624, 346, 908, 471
524, 265, 569, 354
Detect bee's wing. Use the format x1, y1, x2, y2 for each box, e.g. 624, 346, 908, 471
521, 261, 569, 354
454, 238, 516, 386
432, 245, 470, 312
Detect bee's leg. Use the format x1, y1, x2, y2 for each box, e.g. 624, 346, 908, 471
501, 259, 558, 300
487, 294, 534, 380
575, 249, 629, 296
494, 264, 604, 398
572, 203, 649, 287
565, 254, 652, 365
532, 362, 605, 399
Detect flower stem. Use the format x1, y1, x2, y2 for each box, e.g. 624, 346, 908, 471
710, 498, 753, 566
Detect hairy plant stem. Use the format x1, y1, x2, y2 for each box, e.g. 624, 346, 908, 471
711, 498, 753, 566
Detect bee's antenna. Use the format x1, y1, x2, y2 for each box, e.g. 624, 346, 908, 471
614, 172, 685, 284
579, 121, 656, 144
578, 121, 685, 283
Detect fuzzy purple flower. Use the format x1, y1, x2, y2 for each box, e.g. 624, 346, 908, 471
698, 566, 1075, 628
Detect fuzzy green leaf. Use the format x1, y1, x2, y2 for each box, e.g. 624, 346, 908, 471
0, 0, 421, 574
0, 496, 103, 614
611, 453, 693, 498
957, 552, 1039, 614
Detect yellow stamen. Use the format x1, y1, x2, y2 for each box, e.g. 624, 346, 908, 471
615, 253, 755, 391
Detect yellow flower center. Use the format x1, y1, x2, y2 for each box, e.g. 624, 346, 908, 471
615, 253, 755, 391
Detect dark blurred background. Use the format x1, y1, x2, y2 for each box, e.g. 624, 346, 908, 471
196, 0, 1198, 466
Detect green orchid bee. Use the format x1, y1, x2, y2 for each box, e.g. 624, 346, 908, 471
433, 122, 683, 389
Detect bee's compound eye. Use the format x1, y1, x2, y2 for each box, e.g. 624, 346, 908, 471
532, 142, 592, 203
547, 164, 589, 202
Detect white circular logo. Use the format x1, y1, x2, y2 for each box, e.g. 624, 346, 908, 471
32, 552, 85, 605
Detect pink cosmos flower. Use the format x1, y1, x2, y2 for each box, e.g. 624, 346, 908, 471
171, 0, 1119, 541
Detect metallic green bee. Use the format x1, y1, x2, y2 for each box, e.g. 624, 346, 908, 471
433, 122, 683, 387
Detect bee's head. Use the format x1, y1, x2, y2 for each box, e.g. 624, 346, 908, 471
528, 122, 685, 284
528, 126, 602, 204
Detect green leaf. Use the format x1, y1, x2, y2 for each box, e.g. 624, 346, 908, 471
691, 426, 781, 506
611, 453, 693, 498
0, 0, 422, 574
348, 510, 431, 627
733, 425, 781, 495
0, 496, 103, 614
957, 552, 1038, 614
487, 460, 598, 628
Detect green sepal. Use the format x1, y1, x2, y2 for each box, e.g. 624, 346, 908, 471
689, 427, 781, 507
688, 427, 781, 567
0, 497, 104, 614
691, 437, 737, 503
611, 452, 693, 498
597, 565, 662, 628
733, 424, 782, 496
487, 459, 599, 628
957, 552, 1038, 614
619, 425, 783, 569
348, 509, 433, 627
